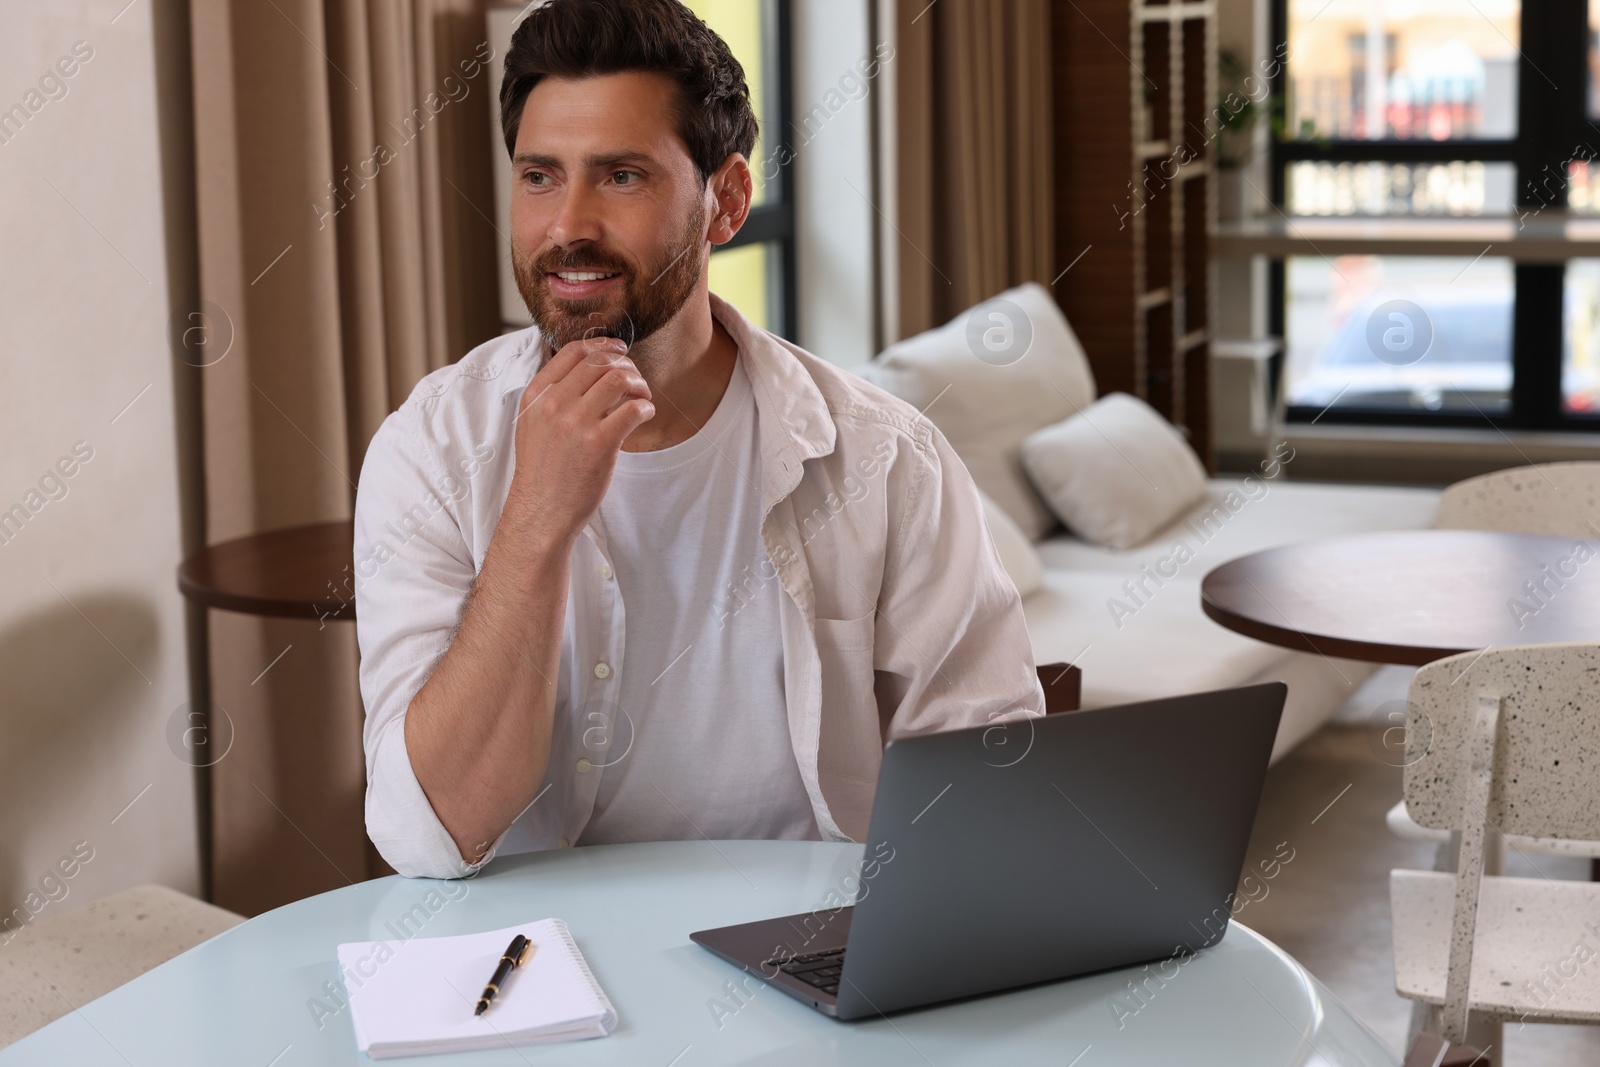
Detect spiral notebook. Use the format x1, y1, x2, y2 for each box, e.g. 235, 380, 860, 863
337, 918, 617, 1059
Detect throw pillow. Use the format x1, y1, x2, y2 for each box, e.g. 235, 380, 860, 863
857, 281, 1096, 540
1019, 393, 1207, 550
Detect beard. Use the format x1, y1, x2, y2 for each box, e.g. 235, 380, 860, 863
514, 198, 707, 371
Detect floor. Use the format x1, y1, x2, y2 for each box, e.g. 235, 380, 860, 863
1235, 665, 1600, 1064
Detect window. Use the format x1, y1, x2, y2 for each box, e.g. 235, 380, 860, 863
686, 0, 797, 338
1271, 0, 1599, 428
1285, 254, 1514, 415
1285, 3, 1518, 142
1565, 260, 1600, 411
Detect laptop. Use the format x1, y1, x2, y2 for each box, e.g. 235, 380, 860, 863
690, 682, 1286, 1020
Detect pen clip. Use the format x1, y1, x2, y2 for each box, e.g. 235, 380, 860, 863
517, 940, 536, 967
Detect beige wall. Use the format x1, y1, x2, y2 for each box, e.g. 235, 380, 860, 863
0, 0, 200, 929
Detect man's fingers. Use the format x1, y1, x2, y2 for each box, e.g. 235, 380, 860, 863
576, 333, 630, 361
579, 365, 653, 421
529, 336, 628, 388
564, 334, 630, 371
520, 337, 636, 417
599, 396, 656, 439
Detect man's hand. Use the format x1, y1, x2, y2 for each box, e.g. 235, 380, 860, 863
504, 335, 655, 552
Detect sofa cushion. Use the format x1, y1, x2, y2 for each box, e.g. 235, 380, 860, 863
978, 488, 1044, 597
1020, 393, 1208, 550
858, 281, 1096, 540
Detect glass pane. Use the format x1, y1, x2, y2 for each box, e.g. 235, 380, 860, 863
683, 0, 776, 206
1565, 260, 1600, 414
1591, 0, 1600, 120
1285, 255, 1513, 414
709, 241, 773, 331
1573, 159, 1600, 214
1286, 0, 1520, 141
1287, 161, 1515, 216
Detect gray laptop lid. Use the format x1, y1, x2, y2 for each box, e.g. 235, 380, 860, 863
832, 682, 1285, 1019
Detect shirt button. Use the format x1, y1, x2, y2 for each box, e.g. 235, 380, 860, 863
600, 562, 613, 580
558, 838, 570, 848
576, 757, 593, 773
593, 662, 611, 679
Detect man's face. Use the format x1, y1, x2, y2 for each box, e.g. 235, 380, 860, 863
509, 71, 710, 358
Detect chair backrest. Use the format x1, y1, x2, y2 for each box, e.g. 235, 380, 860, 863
1036, 662, 1081, 715
1405, 642, 1600, 842
1434, 461, 1600, 538
1404, 642, 1600, 1041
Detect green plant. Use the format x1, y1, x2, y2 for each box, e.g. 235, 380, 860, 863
1214, 49, 1261, 167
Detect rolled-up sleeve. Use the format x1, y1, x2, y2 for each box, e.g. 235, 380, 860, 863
353, 409, 506, 878
874, 422, 1046, 738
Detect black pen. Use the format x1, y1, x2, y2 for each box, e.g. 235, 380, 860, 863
475, 934, 535, 1016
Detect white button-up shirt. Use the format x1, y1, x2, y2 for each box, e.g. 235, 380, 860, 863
354, 294, 1046, 879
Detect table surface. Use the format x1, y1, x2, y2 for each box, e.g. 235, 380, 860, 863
177, 519, 354, 620
1202, 529, 1600, 666
2, 841, 1399, 1066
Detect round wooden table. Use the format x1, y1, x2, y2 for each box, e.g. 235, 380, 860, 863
177, 519, 355, 621
1201, 530, 1600, 666
175, 520, 362, 904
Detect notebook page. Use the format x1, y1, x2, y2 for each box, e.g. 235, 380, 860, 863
338, 918, 613, 1051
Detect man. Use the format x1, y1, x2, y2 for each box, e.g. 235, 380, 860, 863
354, 0, 1043, 880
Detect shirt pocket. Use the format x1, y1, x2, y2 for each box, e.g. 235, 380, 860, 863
813, 612, 876, 652
813, 613, 876, 710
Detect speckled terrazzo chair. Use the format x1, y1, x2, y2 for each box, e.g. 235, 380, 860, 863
1389, 643, 1600, 1059
0, 885, 242, 1048
1387, 461, 1600, 871
1433, 461, 1600, 538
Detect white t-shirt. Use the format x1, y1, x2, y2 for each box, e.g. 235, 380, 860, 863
577, 354, 819, 844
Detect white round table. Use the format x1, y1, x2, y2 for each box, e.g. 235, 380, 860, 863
1, 841, 1400, 1065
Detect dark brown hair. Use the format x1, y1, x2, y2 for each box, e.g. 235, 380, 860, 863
499, 0, 759, 187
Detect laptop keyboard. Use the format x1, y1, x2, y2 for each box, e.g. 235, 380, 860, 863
769, 948, 846, 996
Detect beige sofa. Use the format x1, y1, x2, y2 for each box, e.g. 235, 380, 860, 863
858, 281, 1439, 762
1022, 478, 1437, 762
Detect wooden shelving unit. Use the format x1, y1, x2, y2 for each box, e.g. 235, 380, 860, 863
1053, 0, 1218, 468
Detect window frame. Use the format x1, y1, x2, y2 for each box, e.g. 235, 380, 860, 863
711, 0, 798, 340
1269, 0, 1600, 431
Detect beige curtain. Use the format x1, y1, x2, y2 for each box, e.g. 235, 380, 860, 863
890, 0, 1054, 339
189, 0, 500, 915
